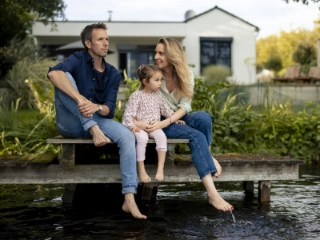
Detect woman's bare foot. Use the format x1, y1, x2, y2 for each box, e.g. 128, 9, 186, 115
208, 192, 234, 212
155, 168, 164, 181
212, 156, 222, 178
89, 125, 111, 147
137, 162, 151, 183
122, 193, 147, 219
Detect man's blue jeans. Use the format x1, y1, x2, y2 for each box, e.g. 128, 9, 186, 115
54, 72, 138, 194
162, 111, 217, 179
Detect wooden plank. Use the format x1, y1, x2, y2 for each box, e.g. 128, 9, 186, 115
0, 163, 301, 184
46, 136, 189, 144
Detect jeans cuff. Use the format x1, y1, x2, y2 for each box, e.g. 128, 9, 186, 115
122, 185, 137, 195
83, 119, 97, 131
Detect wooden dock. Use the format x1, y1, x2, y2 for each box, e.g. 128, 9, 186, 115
0, 136, 304, 205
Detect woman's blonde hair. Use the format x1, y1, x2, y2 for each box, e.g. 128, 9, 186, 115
157, 38, 193, 99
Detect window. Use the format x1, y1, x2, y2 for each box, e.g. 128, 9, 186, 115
200, 37, 233, 73
118, 45, 155, 79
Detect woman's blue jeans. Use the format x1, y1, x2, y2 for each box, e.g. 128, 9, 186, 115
162, 111, 217, 179
54, 72, 138, 194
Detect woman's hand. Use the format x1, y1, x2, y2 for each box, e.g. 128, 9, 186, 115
175, 120, 185, 125
147, 120, 167, 132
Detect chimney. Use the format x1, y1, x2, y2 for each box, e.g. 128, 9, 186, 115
108, 11, 113, 22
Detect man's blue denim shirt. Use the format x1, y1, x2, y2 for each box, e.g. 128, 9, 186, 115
48, 50, 121, 119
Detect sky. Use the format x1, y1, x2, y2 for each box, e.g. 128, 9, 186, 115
61, 0, 320, 38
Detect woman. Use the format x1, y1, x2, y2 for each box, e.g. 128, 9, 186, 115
135, 37, 233, 212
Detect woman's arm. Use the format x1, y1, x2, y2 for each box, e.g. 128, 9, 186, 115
147, 108, 186, 132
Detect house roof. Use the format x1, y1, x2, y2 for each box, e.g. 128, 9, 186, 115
184, 5, 259, 32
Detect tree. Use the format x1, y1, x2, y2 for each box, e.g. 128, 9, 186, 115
284, 0, 320, 4
256, 27, 320, 75
0, 0, 66, 48
292, 41, 317, 65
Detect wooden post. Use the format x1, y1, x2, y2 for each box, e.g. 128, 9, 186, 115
62, 184, 77, 208
140, 182, 159, 201
166, 143, 175, 165
258, 180, 271, 203
60, 144, 75, 169
243, 181, 254, 193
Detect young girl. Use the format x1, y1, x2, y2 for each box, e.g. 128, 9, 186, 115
122, 64, 184, 183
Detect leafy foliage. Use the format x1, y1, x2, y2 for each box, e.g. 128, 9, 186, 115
284, 0, 320, 4
292, 41, 317, 65
0, 0, 66, 48
202, 65, 231, 85
119, 74, 320, 163
0, 57, 59, 155
256, 27, 319, 76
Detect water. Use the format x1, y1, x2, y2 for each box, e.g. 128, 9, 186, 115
0, 165, 319, 240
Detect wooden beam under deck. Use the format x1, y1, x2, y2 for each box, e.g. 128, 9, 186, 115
0, 162, 301, 184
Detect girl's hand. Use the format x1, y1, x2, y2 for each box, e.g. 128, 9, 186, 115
131, 126, 141, 134
134, 120, 152, 131
175, 120, 186, 125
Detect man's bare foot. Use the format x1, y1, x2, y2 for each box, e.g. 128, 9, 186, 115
89, 125, 111, 147
212, 156, 222, 178
122, 193, 147, 219
137, 163, 151, 183
155, 169, 164, 181
208, 192, 234, 212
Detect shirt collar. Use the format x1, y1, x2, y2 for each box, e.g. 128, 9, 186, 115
84, 50, 107, 66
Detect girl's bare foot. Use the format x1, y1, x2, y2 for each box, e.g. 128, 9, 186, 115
155, 169, 164, 181
212, 156, 222, 178
89, 125, 111, 147
137, 162, 151, 183
122, 193, 147, 219
208, 192, 234, 212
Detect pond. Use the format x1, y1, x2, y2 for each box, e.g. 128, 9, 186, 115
0, 164, 319, 239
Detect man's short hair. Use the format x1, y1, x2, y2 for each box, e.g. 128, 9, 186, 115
80, 22, 107, 50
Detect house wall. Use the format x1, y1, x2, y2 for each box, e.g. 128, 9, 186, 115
32, 8, 257, 85
183, 9, 257, 84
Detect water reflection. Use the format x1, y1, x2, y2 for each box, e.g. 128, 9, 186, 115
0, 165, 319, 239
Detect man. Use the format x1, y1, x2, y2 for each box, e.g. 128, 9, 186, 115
47, 23, 146, 220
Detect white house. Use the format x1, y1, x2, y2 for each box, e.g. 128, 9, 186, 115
32, 6, 259, 84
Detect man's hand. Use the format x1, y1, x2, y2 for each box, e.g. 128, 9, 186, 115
78, 98, 97, 118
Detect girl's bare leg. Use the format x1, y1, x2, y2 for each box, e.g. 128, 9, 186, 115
137, 161, 151, 183
89, 124, 111, 147
122, 193, 147, 219
156, 151, 166, 181
202, 174, 233, 212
